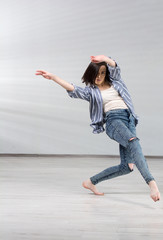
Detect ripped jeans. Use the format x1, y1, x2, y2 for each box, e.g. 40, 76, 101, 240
90, 109, 155, 185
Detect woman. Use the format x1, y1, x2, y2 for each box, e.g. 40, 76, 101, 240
35, 55, 160, 202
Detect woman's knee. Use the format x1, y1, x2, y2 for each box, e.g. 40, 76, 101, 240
120, 164, 133, 175
128, 136, 141, 155
128, 163, 134, 171
129, 137, 137, 142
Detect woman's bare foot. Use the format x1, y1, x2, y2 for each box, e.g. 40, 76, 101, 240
148, 180, 161, 202
82, 179, 104, 195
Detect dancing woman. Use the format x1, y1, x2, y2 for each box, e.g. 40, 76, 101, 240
36, 55, 160, 202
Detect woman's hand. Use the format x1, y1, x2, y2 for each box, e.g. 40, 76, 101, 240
91, 55, 116, 67
35, 70, 54, 80
91, 55, 108, 63
35, 70, 74, 91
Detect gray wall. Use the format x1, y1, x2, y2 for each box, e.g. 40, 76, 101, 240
0, 0, 163, 155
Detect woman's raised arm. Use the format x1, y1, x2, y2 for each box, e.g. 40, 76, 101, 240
91, 55, 116, 67
91, 55, 121, 81
35, 70, 74, 91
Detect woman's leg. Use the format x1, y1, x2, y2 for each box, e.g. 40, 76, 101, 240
82, 144, 133, 195
89, 149, 133, 185
83, 112, 135, 193
83, 114, 160, 201
82, 145, 133, 195
105, 118, 160, 201
82, 121, 134, 195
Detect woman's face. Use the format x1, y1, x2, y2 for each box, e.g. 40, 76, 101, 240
95, 65, 106, 87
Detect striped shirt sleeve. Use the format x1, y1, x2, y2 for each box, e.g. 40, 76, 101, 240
107, 57, 121, 81
66, 84, 90, 102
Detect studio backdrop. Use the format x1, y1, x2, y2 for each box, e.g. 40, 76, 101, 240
0, 0, 163, 155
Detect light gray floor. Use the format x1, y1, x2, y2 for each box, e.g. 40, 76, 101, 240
0, 156, 163, 240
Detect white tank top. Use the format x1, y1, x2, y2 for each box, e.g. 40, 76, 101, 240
101, 85, 128, 113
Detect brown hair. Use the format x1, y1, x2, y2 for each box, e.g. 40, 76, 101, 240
82, 61, 111, 86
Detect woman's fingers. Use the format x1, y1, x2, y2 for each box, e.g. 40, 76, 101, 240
91, 56, 96, 61
90, 55, 106, 63
35, 70, 47, 75
35, 72, 41, 75
35, 69, 53, 80
90, 56, 100, 63
36, 70, 47, 73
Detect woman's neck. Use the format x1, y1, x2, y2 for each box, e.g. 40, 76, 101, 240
97, 83, 111, 91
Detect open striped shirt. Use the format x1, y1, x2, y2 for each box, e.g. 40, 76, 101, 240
67, 58, 139, 134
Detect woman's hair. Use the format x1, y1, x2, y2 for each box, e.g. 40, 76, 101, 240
82, 61, 111, 86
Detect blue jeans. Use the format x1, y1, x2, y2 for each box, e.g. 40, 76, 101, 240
90, 109, 155, 185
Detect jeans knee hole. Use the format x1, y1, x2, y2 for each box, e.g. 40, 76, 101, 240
128, 163, 134, 171
128, 137, 139, 143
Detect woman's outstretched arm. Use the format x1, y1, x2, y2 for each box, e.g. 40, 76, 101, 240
35, 70, 74, 91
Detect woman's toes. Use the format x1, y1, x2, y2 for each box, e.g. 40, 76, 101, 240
150, 191, 161, 202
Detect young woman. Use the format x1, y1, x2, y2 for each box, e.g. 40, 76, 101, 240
35, 55, 160, 202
